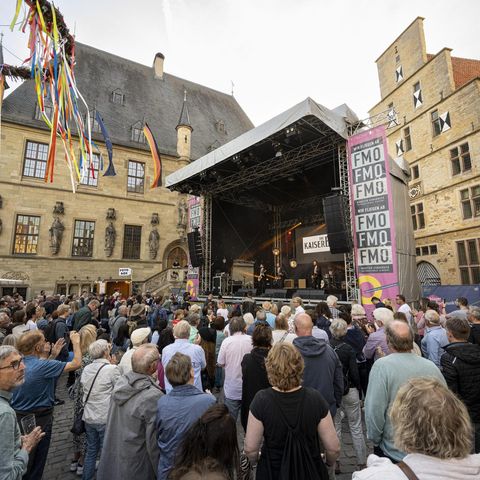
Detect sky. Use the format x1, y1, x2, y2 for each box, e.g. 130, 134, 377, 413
1, 0, 479, 126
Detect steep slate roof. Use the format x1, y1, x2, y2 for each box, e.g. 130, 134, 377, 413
2, 42, 253, 160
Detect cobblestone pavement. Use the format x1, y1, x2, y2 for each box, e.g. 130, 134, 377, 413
44, 375, 371, 480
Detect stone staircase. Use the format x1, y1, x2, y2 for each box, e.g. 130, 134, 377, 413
142, 267, 188, 296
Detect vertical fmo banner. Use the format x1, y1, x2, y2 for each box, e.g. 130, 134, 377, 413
347, 126, 399, 315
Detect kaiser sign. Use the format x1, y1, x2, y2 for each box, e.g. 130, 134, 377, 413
303, 235, 330, 254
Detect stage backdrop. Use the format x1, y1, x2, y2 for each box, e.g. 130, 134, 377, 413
348, 126, 400, 316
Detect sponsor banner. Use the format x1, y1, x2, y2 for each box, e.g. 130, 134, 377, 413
303, 234, 330, 254
348, 126, 399, 316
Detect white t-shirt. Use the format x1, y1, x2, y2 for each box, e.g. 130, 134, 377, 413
397, 303, 412, 324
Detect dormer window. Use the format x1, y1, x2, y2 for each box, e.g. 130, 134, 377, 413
215, 120, 226, 134
34, 102, 53, 121
131, 122, 145, 143
111, 89, 125, 105
87, 111, 102, 133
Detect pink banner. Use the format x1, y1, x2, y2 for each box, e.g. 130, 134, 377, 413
348, 126, 399, 318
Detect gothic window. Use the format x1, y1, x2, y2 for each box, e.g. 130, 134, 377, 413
403, 127, 412, 151
13, 215, 40, 255
411, 203, 425, 231
123, 225, 142, 260
460, 185, 480, 219
127, 160, 145, 194
457, 239, 480, 284
80, 153, 101, 187
23, 141, 48, 179
450, 143, 472, 176
72, 220, 95, 257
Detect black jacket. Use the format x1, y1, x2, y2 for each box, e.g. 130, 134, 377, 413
469, 324, 480, 345
241, 347, 271, 431
330, 338, 361, 391
441, 341, 480, 422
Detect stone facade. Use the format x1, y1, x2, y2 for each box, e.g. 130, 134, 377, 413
0, 121, 186, 297
369, 17, 480, 286
0, 44, 252, 298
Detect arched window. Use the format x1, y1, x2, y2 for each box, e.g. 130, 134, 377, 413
167, 247, 188, 268
417, 261, 441, 286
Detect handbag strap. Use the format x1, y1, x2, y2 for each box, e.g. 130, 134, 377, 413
397, 461, 420, 480
84, 363, 108, 405
279, 331, 288, 343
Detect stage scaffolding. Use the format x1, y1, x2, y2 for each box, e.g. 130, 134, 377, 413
201, 194, 212, 293
338, 144, 358, 302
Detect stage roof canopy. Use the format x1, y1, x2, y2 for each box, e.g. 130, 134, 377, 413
166, 98, 360, 210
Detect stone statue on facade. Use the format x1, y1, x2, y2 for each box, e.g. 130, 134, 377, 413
106, 208, 116, 221
178, 198, 187, 226
151, 213, 160, 226
149, 228, 160, 260
53, 202, 65, 215
104, 222, 116, 257
49, 217, 65, 254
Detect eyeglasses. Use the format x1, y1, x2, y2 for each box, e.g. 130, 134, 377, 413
0, 356, 24, 371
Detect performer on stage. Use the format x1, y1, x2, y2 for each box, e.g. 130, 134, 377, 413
276, 266, 286, 289
311, 260, 320, 289
257, 263, 267, 295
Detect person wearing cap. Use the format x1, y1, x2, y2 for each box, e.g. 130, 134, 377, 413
119, 327, 151, 374
161, 321, 206, 393
421, 310, 449, 368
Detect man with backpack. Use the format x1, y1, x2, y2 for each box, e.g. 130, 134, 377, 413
109, 305, 128, 342
45, 305, 71, 362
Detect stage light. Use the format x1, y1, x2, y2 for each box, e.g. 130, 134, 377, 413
272, 248, 280, 256
289, 259, 297, 268
288, 231, 292, 235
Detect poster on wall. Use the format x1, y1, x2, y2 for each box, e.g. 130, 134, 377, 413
348, 125, 399, 316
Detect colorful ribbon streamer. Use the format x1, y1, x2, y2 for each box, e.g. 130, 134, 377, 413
143, 122, 162, 188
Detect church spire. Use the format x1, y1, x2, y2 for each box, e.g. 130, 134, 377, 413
176, 89, 192, 130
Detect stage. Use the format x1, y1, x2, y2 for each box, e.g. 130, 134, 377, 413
166, 98, 419, 303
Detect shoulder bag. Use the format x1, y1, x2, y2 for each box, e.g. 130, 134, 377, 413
70, 363, 108, 435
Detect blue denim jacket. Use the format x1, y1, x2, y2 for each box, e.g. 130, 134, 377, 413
156, 384, 216, 480
0, 389, 29, 480
421, 326, 449, 368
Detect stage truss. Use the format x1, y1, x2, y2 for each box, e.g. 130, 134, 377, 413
338, 144, 358, 302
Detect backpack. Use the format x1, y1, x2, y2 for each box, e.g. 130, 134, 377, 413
268, 389, 328, 480
44, 318, 63, 344
333, 343, 350, 396
148, 306, 168, 329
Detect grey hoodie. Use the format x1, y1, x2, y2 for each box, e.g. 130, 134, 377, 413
293, 335, 344, 415
97, 370, 163, 480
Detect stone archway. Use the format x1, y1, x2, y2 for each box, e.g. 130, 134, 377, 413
417, 261, 441, 286
162, 240, 188, 269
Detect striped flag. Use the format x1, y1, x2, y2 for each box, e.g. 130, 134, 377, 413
143, 122, 162, 188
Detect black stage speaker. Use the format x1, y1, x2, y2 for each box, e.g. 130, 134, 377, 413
292, 289, 326, 300
187, 229, 204, 267
264, 289, 287, 299
323, 195, 352, 254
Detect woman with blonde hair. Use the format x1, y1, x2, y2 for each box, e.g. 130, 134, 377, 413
353, 377, 480, 479
69, 324, 98, 475
244, 343, 339, 479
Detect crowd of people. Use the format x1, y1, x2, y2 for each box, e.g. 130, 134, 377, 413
0, 289, 480, 480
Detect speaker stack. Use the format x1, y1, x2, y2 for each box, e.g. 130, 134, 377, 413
322, 194, 352, 254
187, 229, 204, 268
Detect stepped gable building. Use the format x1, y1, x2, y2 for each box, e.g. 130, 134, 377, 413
369, 17, 480, 286
0, 42, 253, 298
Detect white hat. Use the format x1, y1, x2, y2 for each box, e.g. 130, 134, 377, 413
130, 327, 151, 346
